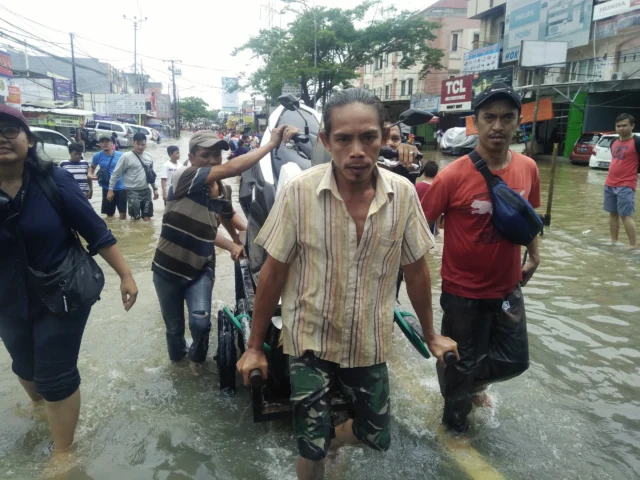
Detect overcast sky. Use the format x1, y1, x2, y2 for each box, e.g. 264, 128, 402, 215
0, 0, 434, 108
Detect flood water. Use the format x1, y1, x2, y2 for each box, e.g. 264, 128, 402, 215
1, 137, 639, 480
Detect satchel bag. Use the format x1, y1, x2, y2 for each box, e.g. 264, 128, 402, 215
133, 152, 157, 185
469, 150, 543, 246
97, 153, 115, 186
24, 171, 105, 315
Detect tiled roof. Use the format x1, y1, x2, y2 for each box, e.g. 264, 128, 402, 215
428, 0, 468, 9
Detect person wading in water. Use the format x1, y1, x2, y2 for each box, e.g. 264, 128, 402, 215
237, 88, 458, 480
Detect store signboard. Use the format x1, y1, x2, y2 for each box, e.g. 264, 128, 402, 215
411, 93, 440, 112
440, 75, 473, 112
471, 68, 514, 98
7, 85, 21, 110
53, 79, 73, 101
105, 94, 146, 114
463, 44, 501, 74
26, 113, 81, 127
503, 0, 594, 63
594, 0, 631, 20
0, 51, 13, 78
222, 77, 240, 110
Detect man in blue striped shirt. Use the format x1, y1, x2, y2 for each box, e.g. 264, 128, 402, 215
60, 142, 93, 199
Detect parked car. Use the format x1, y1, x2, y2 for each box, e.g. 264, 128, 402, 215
588, 133, 640, 169
85, 120, 133, 147
31, 127, 71, 163
440, 127, 478, 156
570, 131, 613, 165
125, 124, 153, 143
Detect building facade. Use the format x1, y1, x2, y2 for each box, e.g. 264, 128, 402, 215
356, 0, 480, 105
468, 0, 640, 156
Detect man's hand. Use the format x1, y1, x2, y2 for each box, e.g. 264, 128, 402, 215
153, 189, 159, 201
427, 334, 459, 367
521, 252, 540, 287
237, 347, 269, 386
267, 125, 300, 149
87, 173, 98, 181
162, 193, 168, 202
120, 274, 138, 311
230, 243, 246, 262
397, 143, 420, 169
106, 190, 114, 202
86, 192, 93, 200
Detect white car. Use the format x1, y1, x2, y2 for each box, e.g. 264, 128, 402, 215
85, 120, 133, 147
125, 123, 153, 143
31, 127, 71, 163
589, 133, 640, 169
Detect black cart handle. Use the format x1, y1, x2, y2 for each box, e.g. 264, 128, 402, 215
250, 368, 264, 389
444, 351, 458, 366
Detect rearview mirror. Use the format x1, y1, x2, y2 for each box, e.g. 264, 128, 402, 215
278, 93, 300, 111
397, 109, 434, 127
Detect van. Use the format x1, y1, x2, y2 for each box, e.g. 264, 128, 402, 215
85, 120, 133, 147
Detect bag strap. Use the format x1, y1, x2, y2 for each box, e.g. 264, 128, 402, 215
133, 151, 150, 170
633, 135, 640, 173
104, 152, 115, 171
33, 169, 82, 243
469, 150, 500, 189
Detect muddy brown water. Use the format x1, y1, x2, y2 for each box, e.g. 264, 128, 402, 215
0, 137, 638, 479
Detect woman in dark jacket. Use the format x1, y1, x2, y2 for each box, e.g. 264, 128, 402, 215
0, 105, 138, 455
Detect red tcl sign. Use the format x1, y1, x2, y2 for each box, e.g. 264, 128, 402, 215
440, 75, 473, 111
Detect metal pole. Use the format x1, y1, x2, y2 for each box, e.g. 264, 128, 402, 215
170, 61, 179, 139
133, 21, 137, 91
530, 68, 542, 156
23, 38, 29, 76
70, 33, 78, 107
544, 143, 558, 226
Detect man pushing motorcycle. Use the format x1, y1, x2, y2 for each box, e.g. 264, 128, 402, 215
237, 88, 458, 480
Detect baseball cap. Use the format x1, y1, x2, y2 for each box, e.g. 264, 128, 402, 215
0, 104, 31, 133
98, 132, 113, 141
189, 131, 229, 152
473, 83, 522, 112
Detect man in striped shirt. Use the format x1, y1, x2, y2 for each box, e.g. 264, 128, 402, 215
237, 89, 458, 480
60, 142, 92, 199
151, 128, 295, 376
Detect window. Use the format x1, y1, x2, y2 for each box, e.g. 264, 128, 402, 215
375, 55, 384, 70
401, 80, 406, 96
473, 33, 480, 50
499, 22, 505, 40
385, 85, 390, 100
36, 131, 68, 146
452, 33, 459, 52
386, 53, 391, 66
97, 122, 113, 131
408, 78, 414, 96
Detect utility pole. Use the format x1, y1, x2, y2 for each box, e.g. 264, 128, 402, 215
23, 38, 29, 77
69, 33, 78, 107
123, 15, 147, 93
166, 60, 182, 139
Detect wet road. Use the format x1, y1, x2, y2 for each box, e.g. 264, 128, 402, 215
0, 138, 639, 479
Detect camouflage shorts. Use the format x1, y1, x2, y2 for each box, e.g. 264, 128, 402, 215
126, 187, 153, 220
289, 352, 391, 461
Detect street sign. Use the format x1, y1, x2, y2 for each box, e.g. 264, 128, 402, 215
105, 94, 147, 115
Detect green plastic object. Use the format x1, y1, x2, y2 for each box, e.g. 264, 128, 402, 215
222, 307, 271, 353
393, 308, 431, 359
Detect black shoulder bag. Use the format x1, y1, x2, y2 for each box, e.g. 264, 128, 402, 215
133, 152, 157, 185
23, 170, 105, 315
97, 152, 116, 186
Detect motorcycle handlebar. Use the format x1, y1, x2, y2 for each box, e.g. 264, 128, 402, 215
379, 146, 423, 161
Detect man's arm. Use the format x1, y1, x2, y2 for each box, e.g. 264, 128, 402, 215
521, 236, 540, 286
214, 233, 244, 261
237, 255, 290, 384
220, 215, 241, 245
205, 125, 294, 185
161, 179, 168, 200
108, 154, 126, 191
403, 256, 458, 365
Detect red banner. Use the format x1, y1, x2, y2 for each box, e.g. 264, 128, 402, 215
0, 51, 13, 78
7, 85, 20, 104
440, 75, 473, 112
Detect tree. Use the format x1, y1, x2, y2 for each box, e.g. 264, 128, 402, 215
232, 0, 445, 107
179, 97, 209, 123
208, 108, 222, 122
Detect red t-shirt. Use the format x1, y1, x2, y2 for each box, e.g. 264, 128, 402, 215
605, 137, 639, 190
415, 181, 431, 218
425, 151, 541, 299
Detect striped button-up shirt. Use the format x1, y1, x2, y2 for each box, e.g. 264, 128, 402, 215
255, 162, 435, 368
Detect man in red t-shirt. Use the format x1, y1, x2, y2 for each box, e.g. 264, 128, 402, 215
604, 113, 638, 249
425, 83, 541, 433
